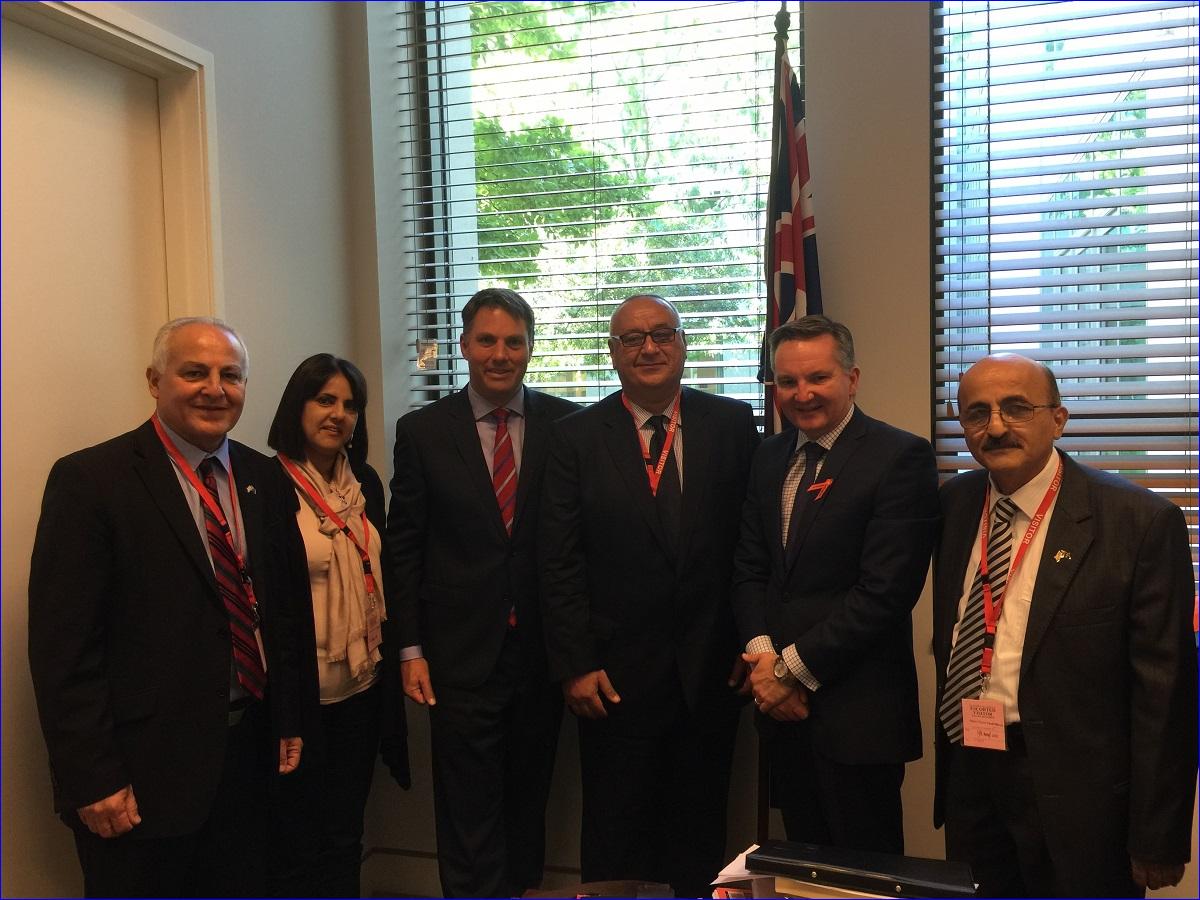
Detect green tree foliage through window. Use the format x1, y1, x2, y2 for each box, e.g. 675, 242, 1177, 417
402, 1, 800, 411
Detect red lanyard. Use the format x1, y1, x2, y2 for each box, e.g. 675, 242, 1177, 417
621, 393, 680, 497
278, 454, 379, 597
151, 415, 256, 605
977, 458, 1063, 677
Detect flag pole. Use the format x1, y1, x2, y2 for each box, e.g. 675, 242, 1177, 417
756, 0, 793, 849
762, 1, 791, 439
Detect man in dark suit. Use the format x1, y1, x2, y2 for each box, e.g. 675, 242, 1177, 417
28, 317, 310, 897
387, 287, 577, 898
933, 353, 1196, 897
540, 293, 760, 897
733, 315, 939, 854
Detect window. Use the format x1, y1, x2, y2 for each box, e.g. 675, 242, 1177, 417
392, 0, 803, 415
933, 1, 1199, 569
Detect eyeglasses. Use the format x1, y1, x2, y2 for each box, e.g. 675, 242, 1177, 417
609, 327, 682, 349
959, 401, 1058, 430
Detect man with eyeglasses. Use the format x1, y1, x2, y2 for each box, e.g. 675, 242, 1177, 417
540, 293, 760, 896
733, 315, 939, 855
933, 353, 1196, 896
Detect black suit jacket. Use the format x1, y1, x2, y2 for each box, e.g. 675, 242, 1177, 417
539, 387, 760, 729
386, 387, 579, 689
933, 452, 1197, 874
733, 407, 939, 765
28, 419, 310, 838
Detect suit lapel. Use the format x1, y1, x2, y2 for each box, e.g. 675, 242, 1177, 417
1020, 455, 1093, 675
600, 393, 672, 555
513, 387, 545, 538
762, 433, 795, 577
131, 420, 216, 592
935, 472, 988, 665
674, 388, 709, 570
785, 408, 868, 573
228, 442, 265, 577
448, 389, 508, 542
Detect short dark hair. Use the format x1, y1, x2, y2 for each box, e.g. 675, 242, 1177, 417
768, 315, 856, 372
461, 288, 535, 344
268, 354, 369, 469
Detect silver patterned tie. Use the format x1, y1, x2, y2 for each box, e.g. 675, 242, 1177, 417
938, 496, 1019, 744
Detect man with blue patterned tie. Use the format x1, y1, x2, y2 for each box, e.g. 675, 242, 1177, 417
734, 315, 939, 855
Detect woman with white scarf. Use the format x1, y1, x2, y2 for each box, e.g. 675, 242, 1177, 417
266, 354, 409, 897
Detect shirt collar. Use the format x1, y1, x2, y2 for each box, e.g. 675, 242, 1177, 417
990, 448, 1061, 520
626, 391, 682, 429
467, 384, 525, 422
159, 419, 231, 473
793, 403, 856, 453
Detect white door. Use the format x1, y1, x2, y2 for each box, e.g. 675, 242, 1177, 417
2, 19, 168, 897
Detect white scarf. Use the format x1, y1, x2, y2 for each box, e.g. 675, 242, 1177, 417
288, 453, 385, 681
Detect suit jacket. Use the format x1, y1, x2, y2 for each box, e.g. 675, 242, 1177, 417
28, 419, 310, 838
386, 386, 579, 690
933, 452, 1198, 873
732, 407, 940, 765
539, 387, 760, 730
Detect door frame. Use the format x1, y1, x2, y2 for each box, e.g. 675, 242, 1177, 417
2, 0, 223, 316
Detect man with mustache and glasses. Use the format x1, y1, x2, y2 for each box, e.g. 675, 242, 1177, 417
387, 288, 577, 898
933, 353, 1196, 897
29, 317, 310, 897
733, 315, 939, 855
540, 293, 759, 897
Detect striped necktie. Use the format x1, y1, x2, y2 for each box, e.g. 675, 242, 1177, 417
491, 408, 517, 534
197, 457, 266, 699
938, 496, 1019, 743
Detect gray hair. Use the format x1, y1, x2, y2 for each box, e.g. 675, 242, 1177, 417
149, 316, 249, 377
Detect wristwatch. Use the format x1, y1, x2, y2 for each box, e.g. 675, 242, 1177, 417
773, 654, 798, 687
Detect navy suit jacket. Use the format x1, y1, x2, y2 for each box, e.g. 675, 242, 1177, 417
733, 407, 939, 765
386, 386, 579, 690
933, 452, 1197, 880
28, 419, 310, 837
539, 387, 760, 731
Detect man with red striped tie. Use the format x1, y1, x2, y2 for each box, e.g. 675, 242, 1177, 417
387, 288, 579, 897
29, 317, 311, 897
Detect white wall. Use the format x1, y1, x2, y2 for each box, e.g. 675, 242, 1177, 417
101, 0, 382, 447
805, 0, 940, 862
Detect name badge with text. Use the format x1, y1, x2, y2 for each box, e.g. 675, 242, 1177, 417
961, 698, 1007, 750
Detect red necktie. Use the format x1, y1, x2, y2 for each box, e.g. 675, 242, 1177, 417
491, 409, 518, 628
492, 408, 517, 534
197, 457, 266, 699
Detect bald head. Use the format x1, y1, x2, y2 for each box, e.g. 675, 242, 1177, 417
608, 294, 680, 331
957, 353, 1068, 494
961, 353, 1060, 406
607, 294, 686, 409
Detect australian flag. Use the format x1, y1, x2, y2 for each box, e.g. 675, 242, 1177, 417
760, 51, 821, 432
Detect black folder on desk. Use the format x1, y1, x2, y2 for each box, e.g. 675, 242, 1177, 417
747, 840, 976, 897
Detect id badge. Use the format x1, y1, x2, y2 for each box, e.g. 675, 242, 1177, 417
365, 595, 383, 653
961, 697, 1006, 750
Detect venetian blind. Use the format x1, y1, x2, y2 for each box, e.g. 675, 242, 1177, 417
392, 0, 802, 413
933, 0, 1199, 569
